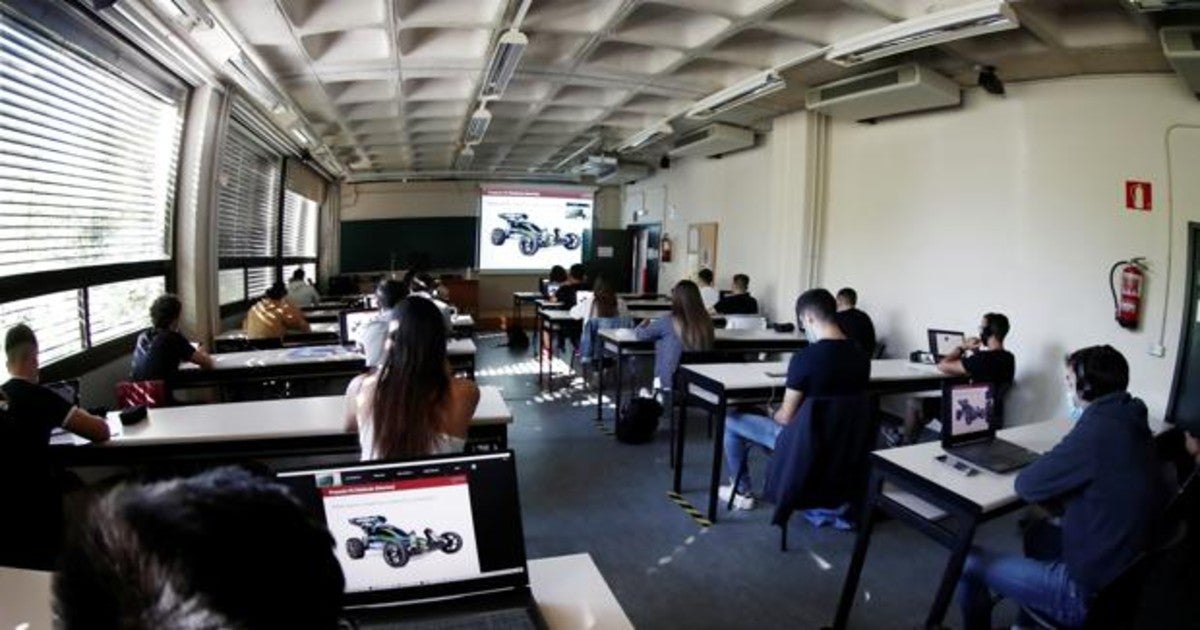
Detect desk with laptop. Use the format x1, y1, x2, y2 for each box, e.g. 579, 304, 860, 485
2, 454, 632, 630
50, 386, 515, 467
213, 321, 341, 352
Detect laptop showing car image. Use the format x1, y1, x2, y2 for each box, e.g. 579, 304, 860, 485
927, 329, 965, 360
276, 451, 544, 629
339, 309, 378, 345
940, 383, 1038, 474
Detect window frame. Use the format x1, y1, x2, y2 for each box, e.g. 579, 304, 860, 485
0, 1, 186, 382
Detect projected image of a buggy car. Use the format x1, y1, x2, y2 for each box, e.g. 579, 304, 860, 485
345, 516, 463, 568
491, 213, 581, 256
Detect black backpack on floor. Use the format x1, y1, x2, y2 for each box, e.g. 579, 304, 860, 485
505, 326, 529, 349
617, 397, 662, 444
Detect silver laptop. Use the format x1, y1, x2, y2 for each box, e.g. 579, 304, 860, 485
927, 329, 965, 360
277, 451, 544, 629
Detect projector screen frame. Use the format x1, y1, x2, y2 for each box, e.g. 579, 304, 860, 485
475, 183, 597, 275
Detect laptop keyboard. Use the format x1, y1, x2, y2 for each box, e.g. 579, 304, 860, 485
353, 607, 537, 630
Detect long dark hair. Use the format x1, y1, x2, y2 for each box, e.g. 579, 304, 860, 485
591, 276, 619, 319
671, 280, 713, 351
371, 297, 450, 458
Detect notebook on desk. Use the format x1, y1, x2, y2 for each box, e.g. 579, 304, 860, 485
940, 383, 1038, 474
277, 452, 545, 630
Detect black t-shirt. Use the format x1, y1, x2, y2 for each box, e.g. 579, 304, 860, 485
835, 308, 877, 356
131, 328, 195, 382
961, 349, 1016, 387
553, 282, 587, 309
714, 293, 759, 315
786, 339, 871, 397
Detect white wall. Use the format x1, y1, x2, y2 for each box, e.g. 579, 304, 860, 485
624, 110, 813, 321
821, 75, 1200, 425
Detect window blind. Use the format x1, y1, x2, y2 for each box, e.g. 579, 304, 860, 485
217, 120, 280, 260
281, 190, 318, 258
246, 266, 275, 300
0, 17, 181, 277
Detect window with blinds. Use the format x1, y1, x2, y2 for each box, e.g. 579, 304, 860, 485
217, 120, 280, 259
0, 8, 183, 369
281, 190, 319, 258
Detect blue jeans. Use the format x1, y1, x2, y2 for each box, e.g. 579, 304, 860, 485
723, 411, 784, 494
957, 546, 1090, 630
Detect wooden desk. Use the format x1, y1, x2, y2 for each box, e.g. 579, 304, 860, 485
674, 359, 961, 523
595, 328, 808, 432
0, 551, 631, 630
174, 345, 366, 390
830, 419, 1069, 629
50, 386, 513, 466
213, 322, 340, 352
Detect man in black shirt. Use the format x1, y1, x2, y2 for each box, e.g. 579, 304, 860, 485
551, 263, 588, 310
903, 312, 1016, 443
713, 274, 759, 315
1, 324, 109, 568
835, 287, 877, 356
130, 294, 212, 384
720, 289, 870, 510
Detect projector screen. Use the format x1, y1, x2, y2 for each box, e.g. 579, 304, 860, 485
478, 185, 593, 272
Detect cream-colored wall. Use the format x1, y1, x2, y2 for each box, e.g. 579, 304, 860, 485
821, 75, 1200, 425
624, 110, 813, 321
338, 181, 623, 319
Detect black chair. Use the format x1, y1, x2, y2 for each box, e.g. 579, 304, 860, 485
756, 394, 876, 551
668, 350, 749, 468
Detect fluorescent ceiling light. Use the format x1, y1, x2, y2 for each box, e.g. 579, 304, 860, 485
686, 71, 786, 120
554, 137, 601, 171
618, 123, 673, 153
479, 30, 528, 101
464, 106, 492, 145
455, 146, 475, 170
826, 0, 1019, 67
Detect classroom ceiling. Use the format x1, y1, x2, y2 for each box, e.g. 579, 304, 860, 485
207, 0, 1172, 181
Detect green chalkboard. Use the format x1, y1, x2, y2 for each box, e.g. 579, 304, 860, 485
340, 217, 477, 271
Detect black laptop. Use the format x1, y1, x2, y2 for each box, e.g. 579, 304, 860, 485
277, 451, 545, 629
927, 329, 965, 360
940, 382, 1039, 474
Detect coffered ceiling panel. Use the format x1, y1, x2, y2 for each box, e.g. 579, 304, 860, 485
209, 0, 1172, 180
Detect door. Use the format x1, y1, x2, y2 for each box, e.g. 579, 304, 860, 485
629, 223, 661, 294
1168, 222, 1200, 427
583, 229, 632, 292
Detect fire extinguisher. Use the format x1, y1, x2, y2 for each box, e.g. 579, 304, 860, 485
661, 234, 673, 263
1109, 257, 1147, 330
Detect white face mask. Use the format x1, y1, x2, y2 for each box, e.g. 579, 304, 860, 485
1066, 388, 1084, 422
803, 318, 819, 343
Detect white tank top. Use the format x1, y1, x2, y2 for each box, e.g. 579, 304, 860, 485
346, 374, 466, 461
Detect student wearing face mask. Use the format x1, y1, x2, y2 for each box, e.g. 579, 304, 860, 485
718, 289, 870, 510
899, 312, 1016, 444
956, 345, 1166, 629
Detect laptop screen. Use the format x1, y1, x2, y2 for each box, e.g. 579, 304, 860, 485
277, 452, 529, 607
942, 383, 996, 446
927, 329, 965, 359
340, 309, 377, 345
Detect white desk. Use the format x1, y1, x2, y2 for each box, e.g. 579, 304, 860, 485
623, 299, 670, 312
0, 552, 632, 630
50, 386, 512, 466
175, 345, 366, 388
451, 314, 475, 338
213, 322, 341, 351
529, 554, 634, 630
674, 359, 961, 523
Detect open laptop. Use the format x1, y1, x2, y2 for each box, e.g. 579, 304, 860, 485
276, 452, 545, 629
339, 308, 378, 345
927, 329, 965, 360
940, 383, 1038, 474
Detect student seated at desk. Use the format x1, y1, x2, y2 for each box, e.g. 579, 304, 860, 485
243, 281, 311, 339
345, 297, 480, 460
579, 277, 634, 379
719, 289, 869, 510
713, 273, 759, 315
696, 268, 719, 311
957, 345, 1166, 630
357, 279, 409, 367
286, 266, 321, 307
834, 287, 876, 356
54, 467, 344, 630
634, 280, 714, 403
902, 312, 1015, 444
543, 264, 567, 298
1, 324, 109, 569
130, 294, 213, 383
550, 263, 588, 310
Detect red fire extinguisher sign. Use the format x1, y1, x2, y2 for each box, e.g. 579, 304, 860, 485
1125, 181, 1152, 211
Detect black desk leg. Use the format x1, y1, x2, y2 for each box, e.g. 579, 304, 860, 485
537, 315, 545, 388
832, 468, 884, 630
614, 346, 625, 427
705, 396, 727, 523
596, 348, 606, 425
925, 514, 978, 629
672, 383, 688, 493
